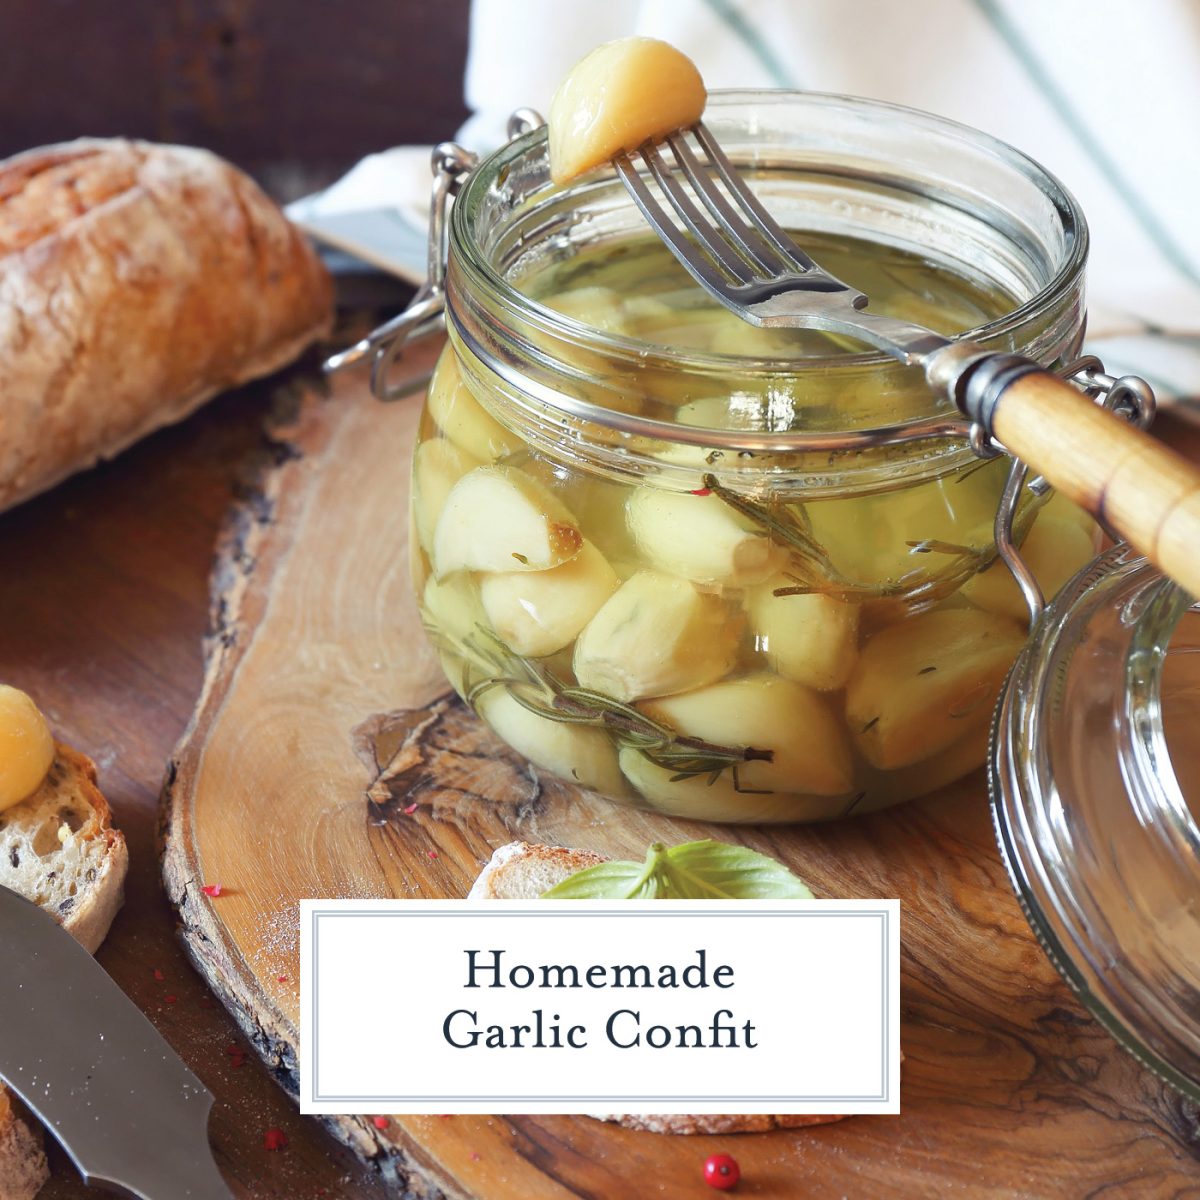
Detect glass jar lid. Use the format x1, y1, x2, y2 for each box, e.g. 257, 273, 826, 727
992, 545, 1200, 1098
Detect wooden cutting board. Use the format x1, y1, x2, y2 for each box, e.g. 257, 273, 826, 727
161, 345, 1200, 1198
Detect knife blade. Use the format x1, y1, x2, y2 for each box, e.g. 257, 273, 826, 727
0, 885, 233, 1199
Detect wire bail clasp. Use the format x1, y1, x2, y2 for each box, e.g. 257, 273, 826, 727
986, 355, 1157, 623
323, 110, 547, 400
322, 141, 477, 398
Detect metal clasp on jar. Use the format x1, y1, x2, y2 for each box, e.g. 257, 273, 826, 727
982, 356, 1156, 622
323, 110, 545, 400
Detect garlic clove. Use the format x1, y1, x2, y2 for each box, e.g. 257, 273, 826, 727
573, 570, 742, 702
626, 487, 785, 586
964, 516, 1095, 623
477, 689, 625, 796
426, 348, 521, 463
479, 541, 620, 658
413, 437, 483, 553
0, 685, 55, 812
845, 607, 1025, 769
547, 37, 706, 186
618, 748, 847, 822
433, 465, 583, 577
640, 672, 854, 798
746, 578, 859, 691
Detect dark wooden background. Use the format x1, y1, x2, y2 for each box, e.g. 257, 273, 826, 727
0, 0, 471, 200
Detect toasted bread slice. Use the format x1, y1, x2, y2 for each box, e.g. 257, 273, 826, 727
470, 841, 849, 1135
0, 741, 128, 1197
468, 841, 606, 900
0, 742, 128, 954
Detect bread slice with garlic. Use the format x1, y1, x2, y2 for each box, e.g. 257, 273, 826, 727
0, 738, 128, 1199
0, 742, 128, 953
469, 840, 850, 1135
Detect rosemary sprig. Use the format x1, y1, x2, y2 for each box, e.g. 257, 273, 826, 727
427, 622, 774, 792
701, 471, 1048, 611
700, 473, 837, 588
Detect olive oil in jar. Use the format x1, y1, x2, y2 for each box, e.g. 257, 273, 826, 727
529, 229, 1012, 366
412, 228, 1096, 822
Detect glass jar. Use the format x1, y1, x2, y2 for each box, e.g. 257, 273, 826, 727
410, 91, 1096, 823
992, 549, 1200, 1098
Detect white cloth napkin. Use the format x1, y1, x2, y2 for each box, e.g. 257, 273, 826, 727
289, 0, 1200, 394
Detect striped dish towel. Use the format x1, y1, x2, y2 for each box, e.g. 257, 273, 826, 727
294, 0, 1200, 403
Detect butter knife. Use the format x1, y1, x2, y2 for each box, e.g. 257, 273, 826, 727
0, 885, 233, 1198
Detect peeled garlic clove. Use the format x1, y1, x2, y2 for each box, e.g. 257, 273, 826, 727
626, 487, 784, 586
544, 286, 633, 336
0, 685, 55, 811
422, 574, 487, 697
477, 689, 625, 796
708, 320, 810, 359
649, 440, 725, 475
423, 573, 485, 642
856, 724, 990, 812
845, 607, 1026, 769
622, 295, 676, 336
964, 516, 1095, 622
1044, 489, 1097, 532
747, 577, 858, 690
433, 466, 583, 578
573, 570, 742, 701
640, 672, 854, 797
409, 505, 431, 595
547, 37, 706, 185
479, 541, 621, 658
618, 747, 843, 822
426, 348, 521, 463
413, 438, 483, 552
806, 468, 1004, 586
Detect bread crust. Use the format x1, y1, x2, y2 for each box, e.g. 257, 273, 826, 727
0, 138, 333, 512
0, 1088, 48, 1200
468, 841, 607, 899
51, 743, 129, 954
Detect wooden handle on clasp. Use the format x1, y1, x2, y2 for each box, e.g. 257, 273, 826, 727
989, 369, 1200, 598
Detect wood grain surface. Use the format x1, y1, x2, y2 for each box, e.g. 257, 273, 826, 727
158, 348, 1200, 1198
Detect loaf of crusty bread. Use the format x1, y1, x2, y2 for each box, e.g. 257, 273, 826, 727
0, 138, 333, 512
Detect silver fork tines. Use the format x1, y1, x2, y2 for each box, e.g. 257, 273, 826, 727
613, 123, 869, 324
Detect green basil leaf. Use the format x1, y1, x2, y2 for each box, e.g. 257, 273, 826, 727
540, 859, 656, 899
660, 840, 814, 899
540, 840, 812, 900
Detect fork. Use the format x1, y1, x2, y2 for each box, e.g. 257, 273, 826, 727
613, 124, 1200, 601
